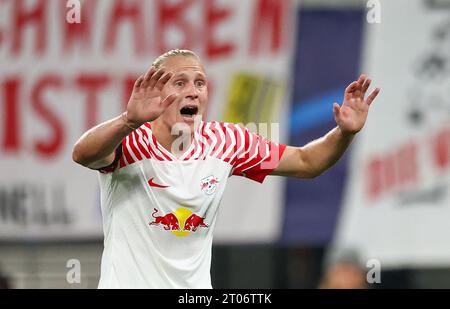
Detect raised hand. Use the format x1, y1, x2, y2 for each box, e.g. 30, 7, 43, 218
123, 67, 178, 129
333, 74, 380, 135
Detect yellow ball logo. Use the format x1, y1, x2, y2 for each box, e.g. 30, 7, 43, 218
172, 208, 192, 237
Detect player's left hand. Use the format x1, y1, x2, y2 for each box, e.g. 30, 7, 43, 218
333, 74, 380, 135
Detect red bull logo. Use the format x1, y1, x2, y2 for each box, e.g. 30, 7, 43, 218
149, 208, 180, 231
149, 208, 208, 237
184, 214, 209, 231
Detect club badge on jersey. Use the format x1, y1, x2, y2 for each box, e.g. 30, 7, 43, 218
200, 176, 220, 195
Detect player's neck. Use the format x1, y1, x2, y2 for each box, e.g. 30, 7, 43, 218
150, 119, 194, 156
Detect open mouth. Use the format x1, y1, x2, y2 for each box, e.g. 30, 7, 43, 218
180, 105, 199, 118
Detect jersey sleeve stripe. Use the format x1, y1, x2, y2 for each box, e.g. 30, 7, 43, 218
148, 135, 166, 161
240, 143, 270, 173
140, 125, 163, 160
233, 130, 254, 170
150, 134, 172, 161
148, 144, 164, 160
212, 122, 226, 159
233, 138, 260, 173
125, 134, 140, 163
203, 122, 217, 158
122, 138, 135, 165
183, 139, 197, 160
222, 123, 237, 163
198, 124, 209, 160
119, 153, 126, 168
189, 124, 204, 160
228, 124, 245, 165
143, 122, 171, 161
129, 131, 143, 161
134, 130, 151, 159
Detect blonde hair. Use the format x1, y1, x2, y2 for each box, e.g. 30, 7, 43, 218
152, 49, 200, 69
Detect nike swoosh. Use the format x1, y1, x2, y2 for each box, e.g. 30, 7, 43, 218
148, 178, 170, 188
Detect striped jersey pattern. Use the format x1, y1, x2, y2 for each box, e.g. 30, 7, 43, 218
100, 121, 286, 183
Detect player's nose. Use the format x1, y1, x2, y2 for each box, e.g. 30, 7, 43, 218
184, 82, 199, 100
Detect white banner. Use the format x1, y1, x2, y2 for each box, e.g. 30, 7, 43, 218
334, 0, 450, 267
0, 0, 295, 241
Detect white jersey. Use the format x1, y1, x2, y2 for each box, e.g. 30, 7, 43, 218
96, 121, 285, 288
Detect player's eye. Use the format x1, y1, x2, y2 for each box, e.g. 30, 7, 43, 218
174, 80, 185, 87
195, 80, 205, 88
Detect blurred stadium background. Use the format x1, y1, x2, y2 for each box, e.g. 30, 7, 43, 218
1, 0, 450, 288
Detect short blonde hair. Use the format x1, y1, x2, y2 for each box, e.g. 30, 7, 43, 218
152, 49, 200, 69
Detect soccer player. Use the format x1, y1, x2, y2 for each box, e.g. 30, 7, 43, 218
72, 49, 380, 288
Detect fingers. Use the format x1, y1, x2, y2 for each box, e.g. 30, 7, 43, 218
333, 102, 340, 116
361, 78, 371, 97
357, 74, 366, 86
139, 67, 172, 91
155, 72, 173, 91
366, 87, 381, 105
345, 81, 358, 100
148, 69, 166, 89
161, 93, 178, 108
141, 67, 156, 87
346, 75, 374, 101
353, 74, 365, 97
345, 81, 358, 93
134, 75, 144, 88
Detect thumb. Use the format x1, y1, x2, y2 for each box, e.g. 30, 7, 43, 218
333, 102, 340, 116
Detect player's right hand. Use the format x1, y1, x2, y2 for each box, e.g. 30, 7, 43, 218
124, 67, 178, 129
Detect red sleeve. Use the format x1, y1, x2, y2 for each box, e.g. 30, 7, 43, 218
231, 124, 286, 183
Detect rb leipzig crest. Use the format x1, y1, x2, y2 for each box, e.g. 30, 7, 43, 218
200, 176, 219, 195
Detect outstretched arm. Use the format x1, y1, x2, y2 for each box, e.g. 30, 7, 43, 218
72, 67, 177, 169
272, 75, 380, 178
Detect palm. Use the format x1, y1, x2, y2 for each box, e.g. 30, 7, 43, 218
125, 68, 178, 127
129, 83, 164, 119
334, 75, 380, 134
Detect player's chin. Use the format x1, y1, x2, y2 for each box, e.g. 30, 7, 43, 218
173, 115, 199, 133
179, 113, 202, 125
179, 114, 197, 124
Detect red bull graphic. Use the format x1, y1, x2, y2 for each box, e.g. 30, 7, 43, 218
149, 208, 208, 237
184, 214, 209, 231
149, 208, 180, 230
